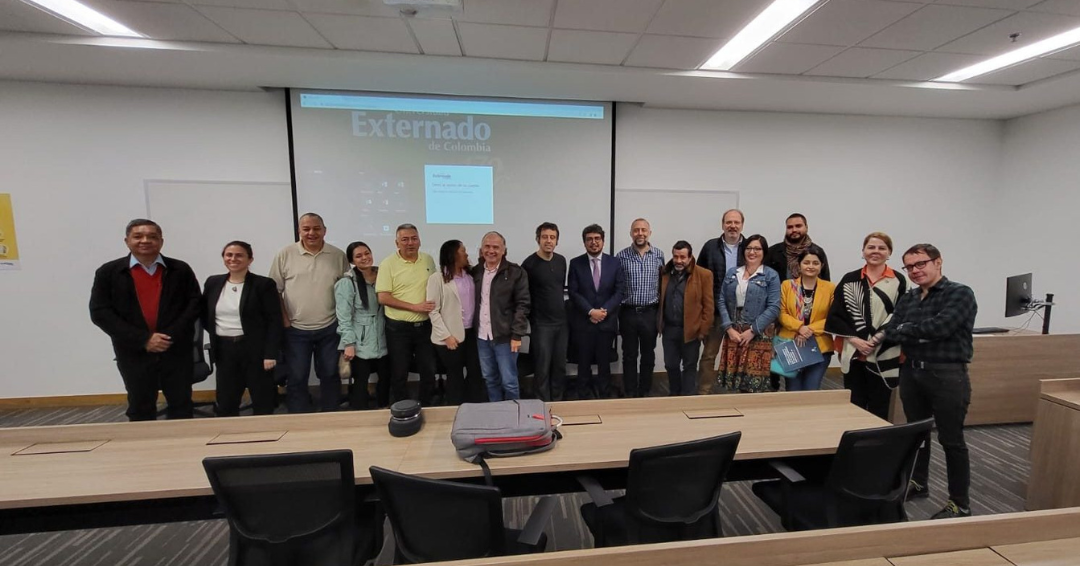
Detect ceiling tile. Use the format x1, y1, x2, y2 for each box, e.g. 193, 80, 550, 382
623, 34, 721, 68
288, 0, 403, 16
934, 0, 1042, 9
189, 0, 293, 11
194, 6, 333, 47
457, 0, 553, 27
78, 0, 240, 42
407, 18, 461, 56
970, 56, 1080, 83
871, 51, 985, 79
0, 1, 94, 35
548, 29, 638, 64
777, 0, 923, 46
646, 0, 765, 39
1045, 42, 1080, 60
306, 14, 418, 52
735, 42, 844, 74
456, 22, 548, 60
860, 4, 1013, 50
936, 11, 1080, 55
553, 0, 664, 33
805, 47, 921, 77
1029, 0, 1080, 16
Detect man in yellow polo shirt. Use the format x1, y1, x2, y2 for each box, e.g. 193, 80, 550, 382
376, 223, 438, 405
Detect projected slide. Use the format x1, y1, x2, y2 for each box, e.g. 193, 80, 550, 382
290, 90, 612, 262
425, 165, 493, 225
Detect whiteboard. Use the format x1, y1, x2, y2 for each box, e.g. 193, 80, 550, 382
613, 189, 739, 258
145, 180, 295, 285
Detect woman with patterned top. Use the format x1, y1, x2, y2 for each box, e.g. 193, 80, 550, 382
776, 245, 835, 391
825, 232, 908, 419
717, 234, 781, 393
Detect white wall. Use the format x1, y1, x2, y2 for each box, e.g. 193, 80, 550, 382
616, 104, 1008, 328
998, 103, 1080, 333
0, 82, 292, 398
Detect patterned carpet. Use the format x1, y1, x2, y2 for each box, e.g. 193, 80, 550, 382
0, 396, 1031, 565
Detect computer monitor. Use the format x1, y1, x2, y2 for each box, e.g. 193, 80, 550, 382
1005, 273, 1033, 318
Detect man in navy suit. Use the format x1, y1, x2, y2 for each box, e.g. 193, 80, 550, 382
568, 224, 625, 399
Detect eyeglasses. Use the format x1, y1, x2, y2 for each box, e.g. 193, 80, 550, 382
902, 259, 935, 272
744, 247, 763, 252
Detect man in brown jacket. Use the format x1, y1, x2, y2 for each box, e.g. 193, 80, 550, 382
657, 241, 714, 396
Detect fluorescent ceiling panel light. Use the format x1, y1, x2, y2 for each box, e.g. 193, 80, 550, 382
935, 25, 1080, 82
20, 0, 142, 37
700, 0, 821, 71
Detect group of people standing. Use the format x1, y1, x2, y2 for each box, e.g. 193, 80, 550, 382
90, 207, 978, 520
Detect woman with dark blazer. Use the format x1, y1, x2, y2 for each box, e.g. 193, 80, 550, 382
202, 241, 283, 416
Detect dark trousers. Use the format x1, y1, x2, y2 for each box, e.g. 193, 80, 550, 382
348, 355, 391, 410
116, 351, 194, 421
844, 359, 894, 420
531, 322, 568, 401
901, 363, 972, 508
385, 318, 437, 406
214, 337, 276, 416
662, 325, 700, 396
435, 327, 485, 405
576, 327, 616, 399
283, 323, 341, 413
619, 306, 658, 397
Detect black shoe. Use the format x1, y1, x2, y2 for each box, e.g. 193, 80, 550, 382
930, 500, 971, 519
906, 480, 929, 501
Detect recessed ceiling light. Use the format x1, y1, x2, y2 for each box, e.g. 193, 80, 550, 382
700, 0, 822, 71
934, 25, 1080, 83
20, 0, 142, 38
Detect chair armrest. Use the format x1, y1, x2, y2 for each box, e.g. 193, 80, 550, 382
767, 459, 806, 484
576, 475, 614, 507
516, 496, 556, 546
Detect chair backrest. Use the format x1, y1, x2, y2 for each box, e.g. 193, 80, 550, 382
826, 418, 933, 504
193, 321, 211, 384
203, 450, 360, 566
370, 466, 506, 563
624, 431, 742, 540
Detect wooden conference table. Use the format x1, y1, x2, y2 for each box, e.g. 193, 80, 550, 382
1026, 378, 1080, 511
433, 507, 1080, 566
0, 390, 886, 534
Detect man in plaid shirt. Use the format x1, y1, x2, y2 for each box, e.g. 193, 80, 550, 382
869, 243, 977, 520
615, 218, 665, 397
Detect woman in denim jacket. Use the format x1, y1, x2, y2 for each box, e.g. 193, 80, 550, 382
717, 234, 781, 393
335, 241, 390, 409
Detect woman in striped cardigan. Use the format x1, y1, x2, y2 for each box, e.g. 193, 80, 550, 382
825, 232, 907, 420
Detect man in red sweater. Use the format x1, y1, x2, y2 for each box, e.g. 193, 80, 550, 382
90, 219, 201, 421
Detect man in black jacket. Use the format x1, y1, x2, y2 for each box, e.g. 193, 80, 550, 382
696, 209, 745, 394
89, 219, 201, 421
472, 231, 530, 401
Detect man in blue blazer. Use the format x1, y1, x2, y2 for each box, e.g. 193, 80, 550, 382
568, 224, 625, 399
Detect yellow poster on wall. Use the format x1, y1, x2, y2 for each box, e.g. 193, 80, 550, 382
0, 193, 20, 271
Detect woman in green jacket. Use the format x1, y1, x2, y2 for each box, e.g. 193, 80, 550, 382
335, 241, 389, 409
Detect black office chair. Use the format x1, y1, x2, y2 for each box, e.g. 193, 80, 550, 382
369, 466, 554, 564
751, 418, 933, 531
157, 322, 216, 418
578, 431, 742, 547
202, 450, 383, 566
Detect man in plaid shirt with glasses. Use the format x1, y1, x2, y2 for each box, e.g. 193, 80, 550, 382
868, 243, 977, 520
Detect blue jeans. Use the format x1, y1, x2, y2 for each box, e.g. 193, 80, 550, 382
477, 338, 519, 401
283, 323, 341, 413
785, 353, 833, 391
